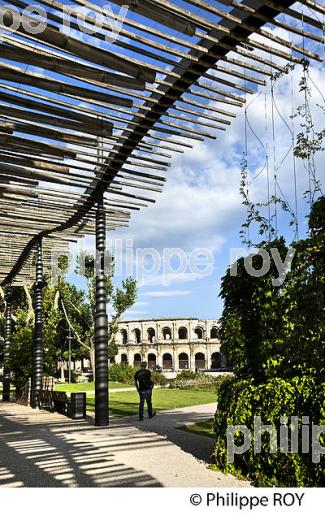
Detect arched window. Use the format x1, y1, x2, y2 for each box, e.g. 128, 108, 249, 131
133, 353, 141, 368
132, 328, 141, 344
194, 327, 204, 340
178, 327, 188, 340
148, 353, 156, 370
120, 329, 127, 345
147, 327, 155, 343
210, 327, 219, 339
121, 353, 128, 366
178, 352, 189, 370
162, 353, 173, 370
162, 327, 172, 340
211, 352, 221, 370
195, 352, 205, 370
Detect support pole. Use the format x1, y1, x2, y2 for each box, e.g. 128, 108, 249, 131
3, 285, 13, 402
95, 190, 109, 426
31, 238, 44, 408
68, 326, 72, 385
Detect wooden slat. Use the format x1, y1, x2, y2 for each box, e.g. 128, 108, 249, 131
0, 61, 133, 107
1, 6, 156, 81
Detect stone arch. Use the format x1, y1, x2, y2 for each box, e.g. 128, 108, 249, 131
148, 352, 156, 370
121, 353, 128, 365
178, 352, 189, 370
147, 327, 155, 343
133, 353, 141, 368
120, 328, 128, 345
211, 352, 221, 370
162, 326, 172, 340
178, 326, 188, 340
210, 326, 219, 339
132, 328, 141, 344
194, 326, 204, 340
195, 352, 205, 370
162, 352, 173, 370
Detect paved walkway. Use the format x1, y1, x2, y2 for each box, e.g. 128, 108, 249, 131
0, 402, 250, 488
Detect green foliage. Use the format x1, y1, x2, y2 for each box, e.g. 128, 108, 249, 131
175, 370, 197, 380
151, 371, 167, 386
170, 373, 232, 391
56, 278, 93, 362
108, 364, 166, 386
220, 195, 325, 381
215, 197, 325, 486
108, 363, 137, 384
75, 254, 137, 360
214, 374, 235, 396
213, 376, 325, 486
292, 61, 323, 202
8, 309, 33, 391
8, 307, 58, 390
220, 237, 291, 383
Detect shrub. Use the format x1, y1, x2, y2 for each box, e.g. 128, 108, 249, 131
213, 375, 325, 486
170, 373, 223, 391
175, 370, 197, 380
151, 371, 167, 386
214, 374, 234, 395
109, 363, 137, 384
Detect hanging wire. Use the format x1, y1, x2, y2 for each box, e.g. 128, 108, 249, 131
269, 75, 298, 239
301, 11, 312, 208
246, 92, 268, 182
290, 64, 299, 241
264, 84, 272, 238
299, 12, 324, 206
243, 64, 250, 246
270, 76, 278, 237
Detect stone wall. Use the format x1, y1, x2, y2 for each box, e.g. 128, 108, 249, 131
114, 318, 229, 372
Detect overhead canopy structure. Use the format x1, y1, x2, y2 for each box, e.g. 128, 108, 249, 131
0, 0, 324, 425
0, 0, 324, 284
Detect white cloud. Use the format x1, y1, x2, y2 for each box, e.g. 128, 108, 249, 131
143, 290, 192, 297
140, 272, 207, 287
109, 61, 324, 259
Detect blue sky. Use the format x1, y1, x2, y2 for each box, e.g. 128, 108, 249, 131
69, 59, 325, 320
1, 1, 324, 318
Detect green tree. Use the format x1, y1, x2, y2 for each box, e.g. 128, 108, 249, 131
59, 254, 137, 373
214, 197, 325, 486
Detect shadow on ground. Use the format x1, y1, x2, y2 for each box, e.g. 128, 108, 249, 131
0, 404, 163, 487
124, 405, 217, 465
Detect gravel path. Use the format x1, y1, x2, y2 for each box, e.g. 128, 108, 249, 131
0, 402, 250, 487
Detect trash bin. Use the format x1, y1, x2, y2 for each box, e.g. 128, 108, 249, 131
68, 392, 86, 419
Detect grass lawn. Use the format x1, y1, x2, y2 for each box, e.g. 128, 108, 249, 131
87, 388, 217, 417
54, 381, 132, 393
180, 419, 215, 439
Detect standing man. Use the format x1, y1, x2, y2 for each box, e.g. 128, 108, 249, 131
134, 361, 156, 421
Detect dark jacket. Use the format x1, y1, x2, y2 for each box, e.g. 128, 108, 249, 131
134, 369, 154, 391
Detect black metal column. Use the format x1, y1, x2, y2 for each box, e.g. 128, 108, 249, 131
95, 191, 109, 426
31, 238, 44, 408
3, 285, 13, 402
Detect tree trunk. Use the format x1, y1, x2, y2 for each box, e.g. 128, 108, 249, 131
60, 361, 65, 381
89, 339, 95, 379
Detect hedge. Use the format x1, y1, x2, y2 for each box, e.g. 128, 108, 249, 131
213, 376, 325, 486
170, 372, 233, 391
108, 364, 167, 386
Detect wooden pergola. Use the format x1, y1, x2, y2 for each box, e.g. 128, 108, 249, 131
0, 0, 324, 425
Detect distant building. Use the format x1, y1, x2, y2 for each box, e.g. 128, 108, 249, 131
114, 318, 230, 372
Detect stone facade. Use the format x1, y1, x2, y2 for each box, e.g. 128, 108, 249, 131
114, 318, 229, 372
